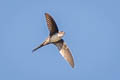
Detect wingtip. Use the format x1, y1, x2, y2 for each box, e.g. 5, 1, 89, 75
45, 13, 52, 17
69, 57, 75, 68
71, 64, 74, 68
45, 13, 49, 15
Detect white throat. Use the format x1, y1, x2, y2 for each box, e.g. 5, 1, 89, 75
50, 32, 65, 42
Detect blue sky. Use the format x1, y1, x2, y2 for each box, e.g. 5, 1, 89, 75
0, 0, 120, 80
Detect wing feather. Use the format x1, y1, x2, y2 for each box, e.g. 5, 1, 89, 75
54, 39, 74, 68
45, 13, 59, 36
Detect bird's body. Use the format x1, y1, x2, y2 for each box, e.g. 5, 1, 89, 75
33, 13, 74, 68
50, 31, 65, 42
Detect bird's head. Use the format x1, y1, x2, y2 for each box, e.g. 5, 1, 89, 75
58, 31, 65, 37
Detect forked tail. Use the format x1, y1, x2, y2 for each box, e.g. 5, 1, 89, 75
32, 44, 44, 52
32, 38, 50, 52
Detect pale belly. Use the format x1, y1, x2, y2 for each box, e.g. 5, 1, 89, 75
50, 34, 62, 42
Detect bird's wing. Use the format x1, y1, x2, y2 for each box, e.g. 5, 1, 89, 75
45, 13, 59, 36
54, 39, 74, 68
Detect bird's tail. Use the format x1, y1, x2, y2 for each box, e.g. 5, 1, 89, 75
32, 44, 44, 52
32, 38, 50, 52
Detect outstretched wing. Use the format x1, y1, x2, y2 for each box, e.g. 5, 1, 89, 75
54, 39, 74, 68
45, 13, 59, 36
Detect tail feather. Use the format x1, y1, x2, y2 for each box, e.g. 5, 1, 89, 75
32, 44, 44, 52
33, 37, 50, 52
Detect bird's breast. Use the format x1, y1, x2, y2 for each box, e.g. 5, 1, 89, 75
50, 34, 62, 42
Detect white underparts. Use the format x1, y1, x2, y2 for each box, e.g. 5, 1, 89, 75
50, 33, 64, 42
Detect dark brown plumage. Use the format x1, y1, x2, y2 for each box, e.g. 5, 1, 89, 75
33, 13, 74, 68
54, 39, 74, 68
45, 13, 59, 36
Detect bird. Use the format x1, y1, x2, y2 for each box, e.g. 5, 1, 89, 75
32, 13, 74, 68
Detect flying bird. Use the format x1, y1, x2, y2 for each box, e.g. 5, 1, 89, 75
33, 13, 74, 68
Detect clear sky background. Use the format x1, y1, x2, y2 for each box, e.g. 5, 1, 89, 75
0, 0, 120, 80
